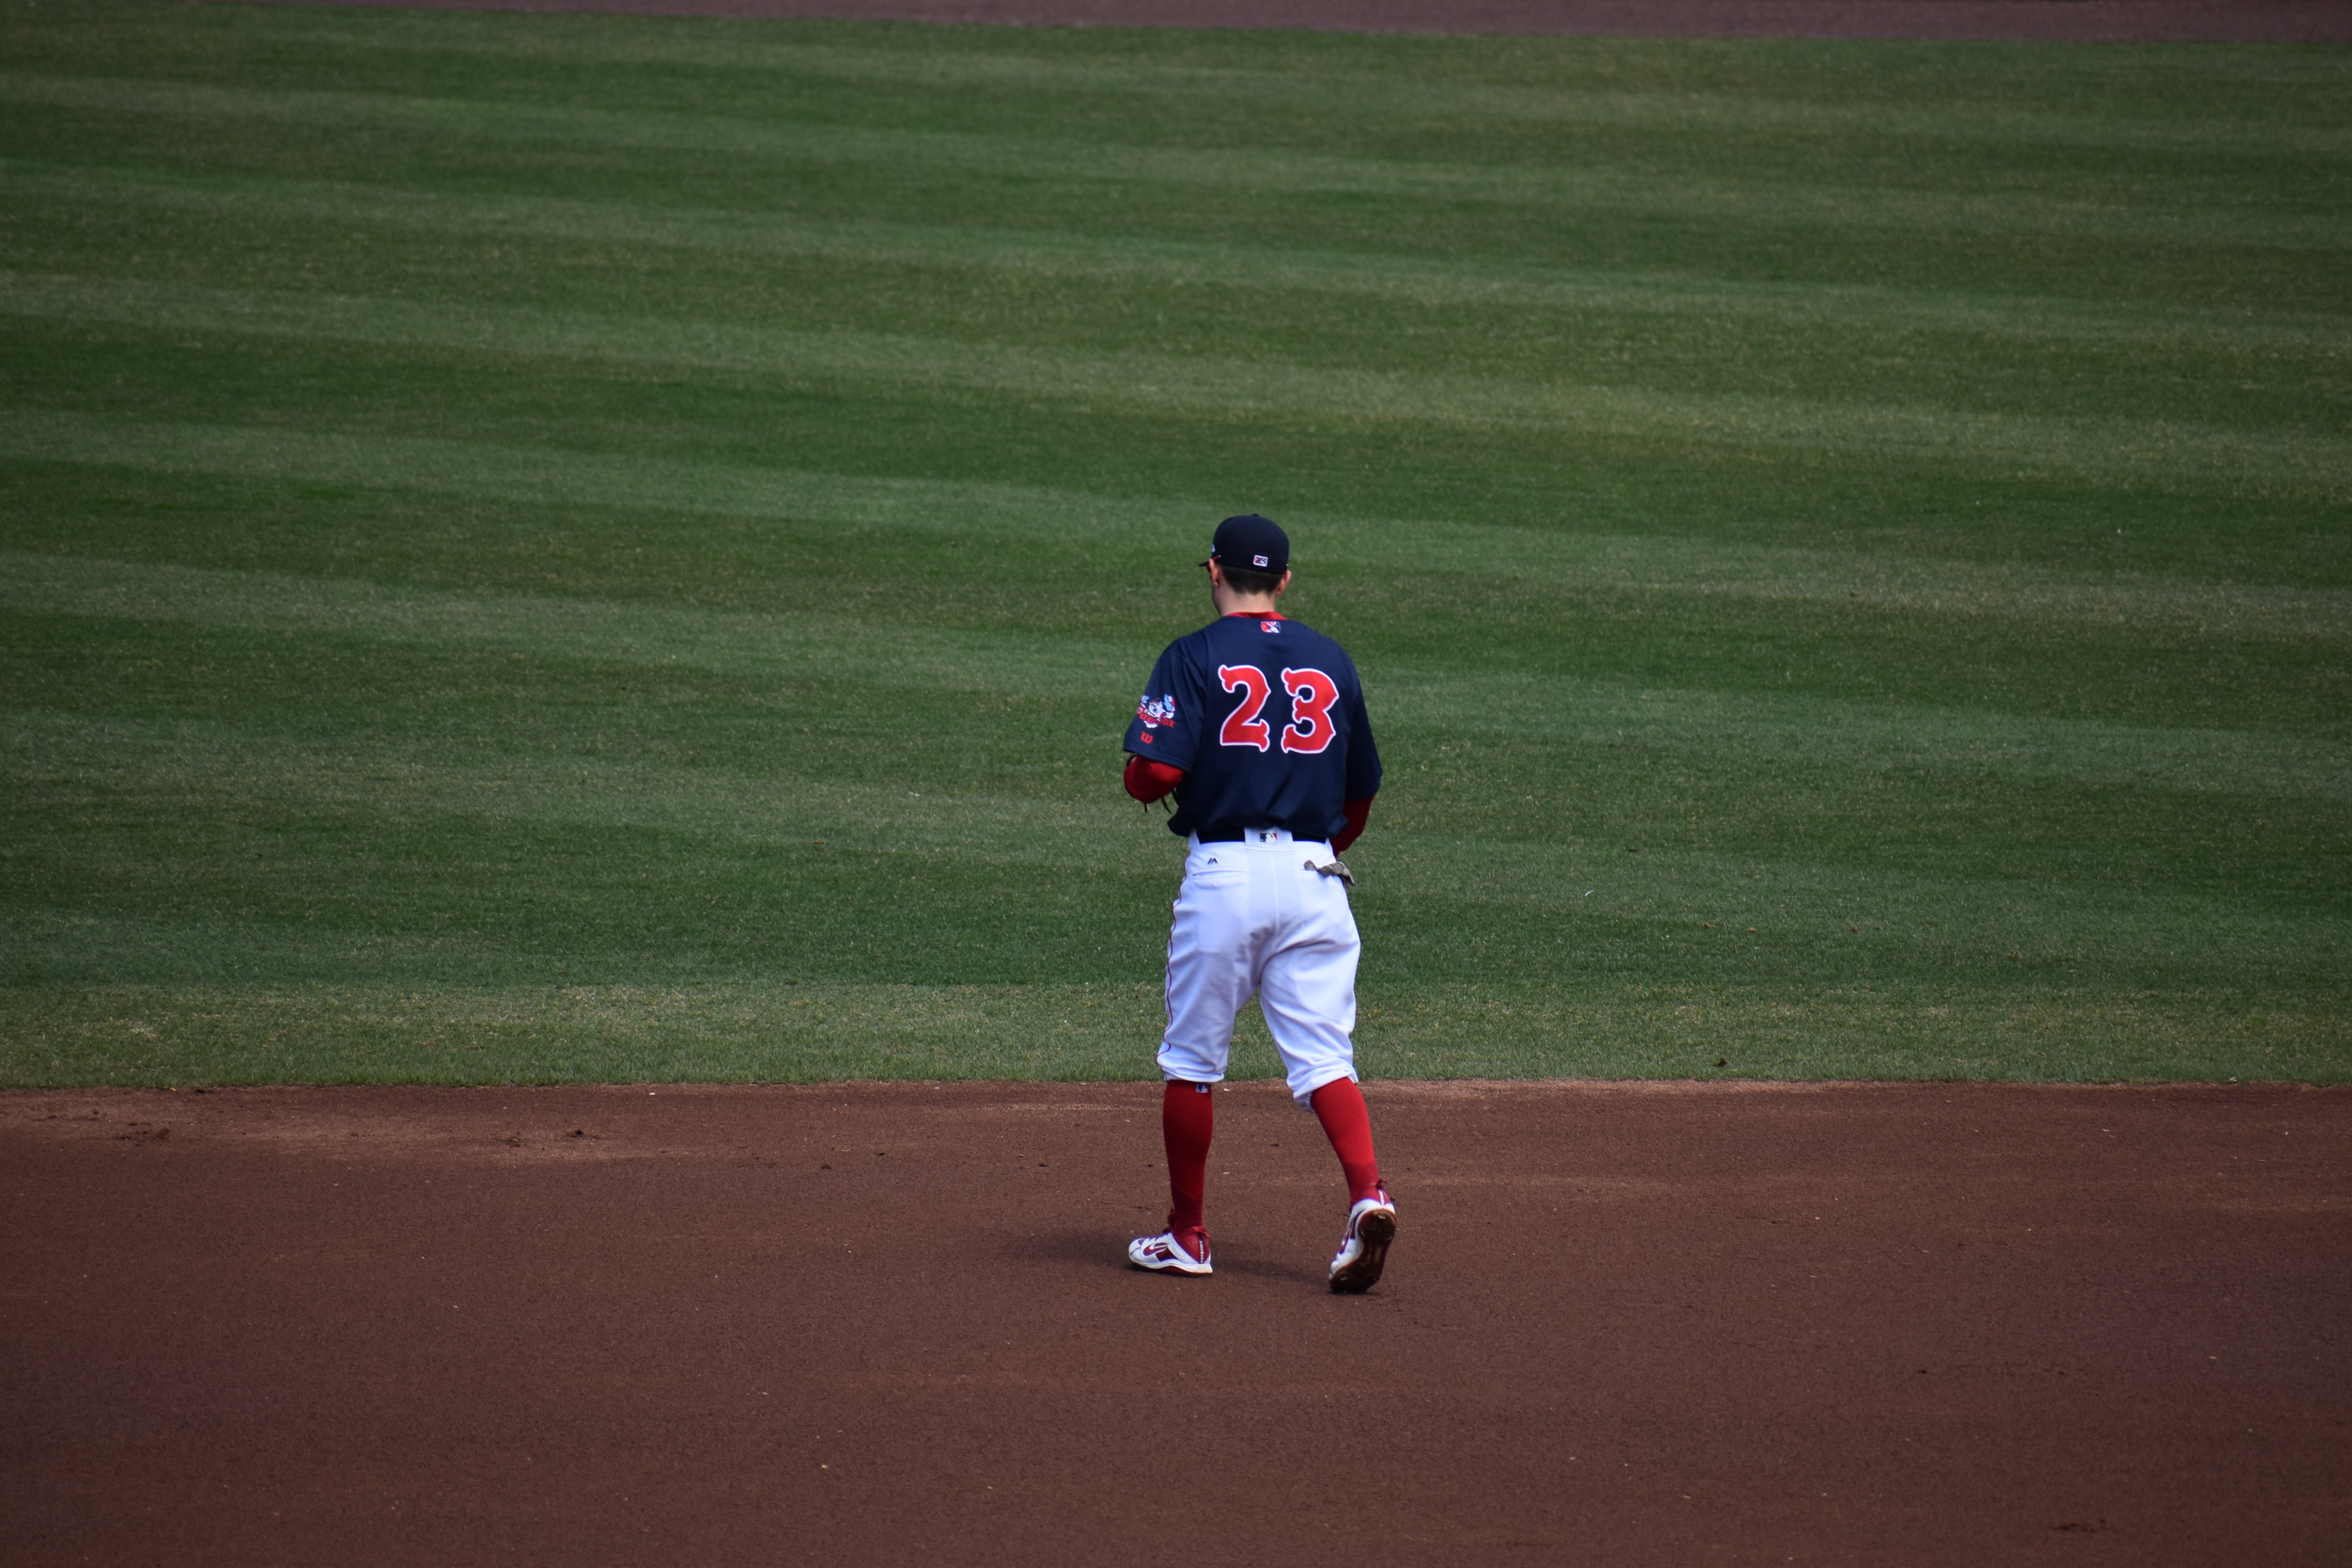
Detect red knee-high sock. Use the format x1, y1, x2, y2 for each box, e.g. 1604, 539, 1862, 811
1162, 1080, 1215, 1242
1310, 1078, 1383, 1203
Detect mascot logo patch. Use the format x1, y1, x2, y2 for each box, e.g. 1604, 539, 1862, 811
1136, 693, 1178, 729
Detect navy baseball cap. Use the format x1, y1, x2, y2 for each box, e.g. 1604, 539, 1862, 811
1203, 514, 1289, 575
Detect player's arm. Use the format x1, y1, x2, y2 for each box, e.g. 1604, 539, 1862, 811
1123, 646, 1200, 804
1125, 754, 1185, 803
1332, 661, 1380, 854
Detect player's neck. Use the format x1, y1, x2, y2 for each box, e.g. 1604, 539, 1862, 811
1210, 586, 1285, 618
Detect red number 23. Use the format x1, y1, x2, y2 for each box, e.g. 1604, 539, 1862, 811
1218, 664, 1339, 755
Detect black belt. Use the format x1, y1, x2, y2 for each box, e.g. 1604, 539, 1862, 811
1195, 828, 1250, 842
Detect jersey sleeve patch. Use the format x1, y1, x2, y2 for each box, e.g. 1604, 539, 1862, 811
1125, 641, 1205, 775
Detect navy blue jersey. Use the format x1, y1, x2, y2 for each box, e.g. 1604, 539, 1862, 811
1124, 613, 1381, 840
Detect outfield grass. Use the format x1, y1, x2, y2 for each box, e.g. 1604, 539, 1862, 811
2, 2, 2345, 1085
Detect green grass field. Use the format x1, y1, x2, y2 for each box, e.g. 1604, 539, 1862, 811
2, 1, 2345, 1086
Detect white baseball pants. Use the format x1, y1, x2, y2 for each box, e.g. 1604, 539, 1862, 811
1158, 828, 1361, 1104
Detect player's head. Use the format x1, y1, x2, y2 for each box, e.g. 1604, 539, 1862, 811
1203, 514, 1289, 596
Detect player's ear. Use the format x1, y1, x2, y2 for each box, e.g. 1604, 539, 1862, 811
1276, 570, 1292, 597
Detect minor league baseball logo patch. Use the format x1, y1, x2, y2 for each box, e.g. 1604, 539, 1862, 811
1261, 620, 1282, 634
1252, 554, 1269, 567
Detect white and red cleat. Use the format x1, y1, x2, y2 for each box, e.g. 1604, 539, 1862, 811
1128, 1223, 1213, 1276
1328, 1186, 1396, 1293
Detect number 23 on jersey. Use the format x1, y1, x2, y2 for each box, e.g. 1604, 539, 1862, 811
1218, 664, 1340, 755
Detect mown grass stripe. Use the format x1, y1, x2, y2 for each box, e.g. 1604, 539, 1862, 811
7, 420, 2348, 639
7, 70, 2343, 250
7, 277, 2345, 502
0, 412, 1186, 564
0, 548, 1138, 697
44, 8, 2352, 162
10, 554, 2342, 801
9, 708, 2330, 970
14, 160, 2342, 355
15, 978, 2334, 1089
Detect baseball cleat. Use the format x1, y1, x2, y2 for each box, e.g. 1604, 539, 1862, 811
1129, 1225, 1213, 1276
1327, 1186, 1396, 1293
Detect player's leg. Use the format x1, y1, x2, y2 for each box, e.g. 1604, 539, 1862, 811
1256, 855, 1364, 1118
1264, 973, 1385, 1206
1308, 1076, 1382, 1204
1160, 1078, 1214, 1238
1133, 1072, 1220, 1274
1157, 842, 1258, 1090
1258, 857, 1395, 1291
1132, 844, 1258, 1274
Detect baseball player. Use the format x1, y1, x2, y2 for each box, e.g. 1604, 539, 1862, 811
1120, 514, 1395, 1292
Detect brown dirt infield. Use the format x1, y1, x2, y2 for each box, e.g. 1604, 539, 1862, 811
5, 1080, 2347, 1564
229, 0, 2352, 43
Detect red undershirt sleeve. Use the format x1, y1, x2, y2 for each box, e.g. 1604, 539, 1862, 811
1124, 755, 1186, 803
1332, 796, 1373, 853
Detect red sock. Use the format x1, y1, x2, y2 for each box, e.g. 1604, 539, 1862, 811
1162, 1080, 1214, 1243
1310, 1078, 1383, 1203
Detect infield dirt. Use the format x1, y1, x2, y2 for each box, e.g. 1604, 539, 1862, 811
5, 1080, 2347, 1564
